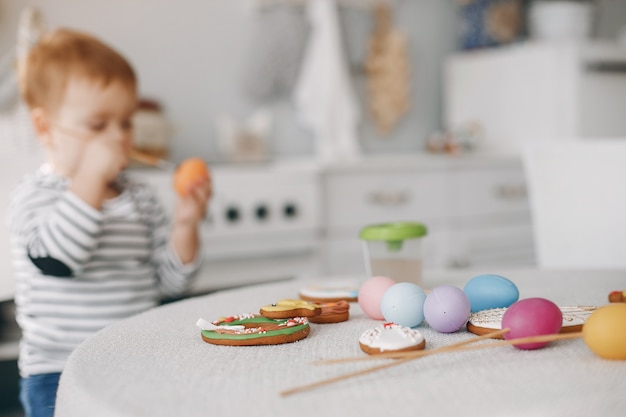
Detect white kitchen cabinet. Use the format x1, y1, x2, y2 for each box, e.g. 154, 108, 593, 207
446, 165, 534, 269
448, 167, 529, 219
446, 224, 535, 269
321, 154, 535, 275
324, 171, 448, 231
322, 167, 449, 274
445, 41, 626, 154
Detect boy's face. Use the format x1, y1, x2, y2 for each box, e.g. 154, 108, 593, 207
38, 77, 137, 177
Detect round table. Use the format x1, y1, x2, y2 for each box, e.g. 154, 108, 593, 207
55, 269, 626, 417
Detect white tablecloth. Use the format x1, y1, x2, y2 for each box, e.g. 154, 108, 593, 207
55, 269, 626, 417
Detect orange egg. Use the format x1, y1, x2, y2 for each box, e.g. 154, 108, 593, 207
582, 303, 626, 360
173, 158, 209, 197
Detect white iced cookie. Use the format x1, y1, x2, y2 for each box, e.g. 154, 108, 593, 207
299, 281, 359, 303
359, 323, 426, 355
467, 306, 597, 338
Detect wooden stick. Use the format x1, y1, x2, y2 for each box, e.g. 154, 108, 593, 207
314, 328, 510, 365
286, 331, 508, 396
281, 355, 418, 397
280, 331, 583, 397
420, 331, 582, 356
130, 149, 176, 170
50, 121, 176, 170
51, 122, 176, 170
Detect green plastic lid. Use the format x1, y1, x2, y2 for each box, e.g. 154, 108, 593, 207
359, 222, 428, 242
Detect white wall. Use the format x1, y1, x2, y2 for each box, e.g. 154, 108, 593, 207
1, 0, 624, 163
1, 0, 256, 162
0, 0, 458, 162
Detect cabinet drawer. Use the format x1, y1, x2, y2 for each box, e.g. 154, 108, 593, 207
447, 224, 536, 269
449, 168, 529, 218
324, 237, 367, 276
325, 171, 447, 230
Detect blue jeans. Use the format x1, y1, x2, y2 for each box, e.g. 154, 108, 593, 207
19, 373, 61, 417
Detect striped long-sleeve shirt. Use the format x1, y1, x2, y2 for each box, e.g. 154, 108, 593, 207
8, 166, 201, 377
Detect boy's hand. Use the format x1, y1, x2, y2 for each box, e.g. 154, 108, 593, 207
69, 137, 129, 209
170, 166, 211, 264
75, 137, 129, 185
173, 176, 212, 226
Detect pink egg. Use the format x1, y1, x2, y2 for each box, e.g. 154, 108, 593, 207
358, 276, 396, 320
501, 298, 562, 350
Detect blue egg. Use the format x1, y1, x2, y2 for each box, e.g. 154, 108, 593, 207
463, 274, 519, 312
380, 282, 427, 328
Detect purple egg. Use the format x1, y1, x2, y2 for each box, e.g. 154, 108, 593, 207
502, 298, 563, 350
423, 285, 471, 333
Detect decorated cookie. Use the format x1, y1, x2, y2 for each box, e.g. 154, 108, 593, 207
200, 313, 310, 346
609, 290, 625, 303
359, 322, 426, 355
467, 306, 597, 338
299, 282, 359, 303
260, 299, 322, 319
308, 301, 350, 324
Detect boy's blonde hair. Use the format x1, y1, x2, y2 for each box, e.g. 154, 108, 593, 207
20, 28, 137, 112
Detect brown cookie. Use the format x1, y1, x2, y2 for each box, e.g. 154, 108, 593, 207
200, 314, 310, 346
358, 323, 426, 355
609, 290, 625, 303
259, 299, 321, 319
308, 301, 350, 324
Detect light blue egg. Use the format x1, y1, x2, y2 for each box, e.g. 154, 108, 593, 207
380, 282, 427, 328
463, 274, 519, 312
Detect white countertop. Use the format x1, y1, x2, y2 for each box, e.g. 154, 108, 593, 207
319, 151, 522, 173
131, 151, 523, 176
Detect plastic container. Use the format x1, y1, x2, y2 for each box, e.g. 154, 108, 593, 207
360, 222, 427, 286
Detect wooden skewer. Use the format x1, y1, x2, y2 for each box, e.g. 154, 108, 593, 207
285, 330, 508, 396
50, 123, 175, 170
313, 328, 510, 365
280, 331, 583, 397
414, 331, 582, 357
50, 118, 178, 171
281, 354, 419, 397
130, 149, 176, 170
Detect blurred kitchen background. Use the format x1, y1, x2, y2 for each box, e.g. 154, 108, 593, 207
1, 0, 626, 414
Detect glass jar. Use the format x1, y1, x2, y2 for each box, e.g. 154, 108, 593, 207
360, 222, 427, 286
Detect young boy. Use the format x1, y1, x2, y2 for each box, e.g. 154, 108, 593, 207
9, 28, 211, 417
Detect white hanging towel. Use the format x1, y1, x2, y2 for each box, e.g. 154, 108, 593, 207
293, 0, 360, 163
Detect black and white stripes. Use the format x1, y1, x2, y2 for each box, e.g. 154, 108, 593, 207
8, 168, 200, 377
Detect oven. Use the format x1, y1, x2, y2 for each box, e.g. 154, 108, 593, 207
134, 162, 323, 294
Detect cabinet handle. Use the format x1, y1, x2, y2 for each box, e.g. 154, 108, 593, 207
367, 191, 411, 206
586, 61, 626, 74
449, 258, 471, 269
494, 184, 526, 200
